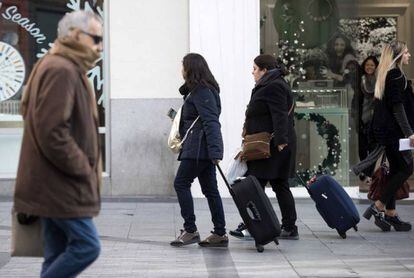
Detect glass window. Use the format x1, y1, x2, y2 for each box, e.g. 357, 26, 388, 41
0, 0, 106, 176
260, 0, 397, 186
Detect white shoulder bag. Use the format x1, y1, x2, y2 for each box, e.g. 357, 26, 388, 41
168, 105, 199, 153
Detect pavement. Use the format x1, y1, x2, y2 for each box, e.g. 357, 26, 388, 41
0, 197, 414, 277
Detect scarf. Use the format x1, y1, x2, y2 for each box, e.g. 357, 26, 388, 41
21, 37, 100, 120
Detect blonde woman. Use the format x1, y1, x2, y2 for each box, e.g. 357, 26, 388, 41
363, 41, 414, 232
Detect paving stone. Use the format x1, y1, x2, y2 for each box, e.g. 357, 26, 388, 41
0, 199, 413, 277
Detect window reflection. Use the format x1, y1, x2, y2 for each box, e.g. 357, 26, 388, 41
0, 0, 106, 174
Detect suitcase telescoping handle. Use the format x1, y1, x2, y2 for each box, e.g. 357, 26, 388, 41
216, 164, 233, 193
295, 173, 312, 195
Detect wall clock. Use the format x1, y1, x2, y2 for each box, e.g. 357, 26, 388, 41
0, 41, 26, 102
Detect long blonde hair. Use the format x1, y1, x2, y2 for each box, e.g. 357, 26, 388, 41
375, 41, 406, 100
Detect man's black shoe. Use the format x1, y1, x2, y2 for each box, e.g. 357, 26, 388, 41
278, 226, 299, 240
385, 215, 412, 232
229, 222, 253, 240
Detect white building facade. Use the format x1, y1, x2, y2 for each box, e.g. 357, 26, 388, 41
0, 0, 260, 197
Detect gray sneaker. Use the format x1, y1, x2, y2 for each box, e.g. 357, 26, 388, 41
198, 232, 229, 247
170, 230, 200, 247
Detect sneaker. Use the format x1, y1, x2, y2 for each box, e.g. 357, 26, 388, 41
278, 226, 299, 240
170, 229, 200, 247
198, 232, 229, 247
385, 215, 412, 232
229, 223, 253, 240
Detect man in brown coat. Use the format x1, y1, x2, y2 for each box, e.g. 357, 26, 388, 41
14, 10, 103, 277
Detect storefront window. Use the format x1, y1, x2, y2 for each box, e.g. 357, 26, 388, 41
261, 0, 396, 186
0, 0, 106, 176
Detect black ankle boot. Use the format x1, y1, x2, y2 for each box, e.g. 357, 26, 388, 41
363, 203, 391, 232
385, 215, 412, 232
363, 203, 382, 219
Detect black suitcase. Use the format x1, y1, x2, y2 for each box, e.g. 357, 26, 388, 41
217, 165, 281, 252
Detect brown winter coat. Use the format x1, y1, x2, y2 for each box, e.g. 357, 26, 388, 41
14, 53, 101, 218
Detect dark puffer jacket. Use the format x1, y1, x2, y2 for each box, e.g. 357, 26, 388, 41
178, 85, 223, 161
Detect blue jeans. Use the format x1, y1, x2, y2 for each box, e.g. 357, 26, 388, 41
40, 217, 101, 278
174, 160, 226, 235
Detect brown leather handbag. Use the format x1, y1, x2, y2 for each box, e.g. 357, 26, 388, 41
241, 103, 294, 161
241, 132, 273, 161
368, 153, 410, 201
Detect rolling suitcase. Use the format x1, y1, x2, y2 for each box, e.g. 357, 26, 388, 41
217, 165, 280, 252
304, 175, 360, 238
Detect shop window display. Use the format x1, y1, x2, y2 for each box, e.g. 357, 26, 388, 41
260, 0, 396, 186
0, 0, 106, 176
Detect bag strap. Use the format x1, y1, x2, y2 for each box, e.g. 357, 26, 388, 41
182, 87, 216, 142
288, 102, 294, 116
181, 116, 199, 144
270, 103, 294, 138
381, 152, 387, 164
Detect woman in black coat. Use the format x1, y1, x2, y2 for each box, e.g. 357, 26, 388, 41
364, 41, 414, 232
230, 54, 298, 240
170, 53, 228, 247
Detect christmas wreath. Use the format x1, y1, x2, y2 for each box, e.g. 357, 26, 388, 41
294, 112, 342, 183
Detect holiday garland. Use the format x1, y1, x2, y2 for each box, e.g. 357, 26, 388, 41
294, 112, 342, 183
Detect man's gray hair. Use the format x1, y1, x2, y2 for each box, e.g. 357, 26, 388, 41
57, 10, 102, 38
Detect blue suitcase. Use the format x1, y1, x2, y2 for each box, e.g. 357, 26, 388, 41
306, 175, 360, 238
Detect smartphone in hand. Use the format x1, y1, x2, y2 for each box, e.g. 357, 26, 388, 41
167, 108, 177, 120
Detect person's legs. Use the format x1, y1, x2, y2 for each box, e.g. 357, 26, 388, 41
40, 218, 67, 276
380, 147, 413, 206
380, 148, 413, 231
197, 161, 228, 247
197, 161, 226, 236
173, 160, 201, 233
41, 218, 100, 278
270, 178, 298, 239
365, 145, 413, 231
269, 178, 297, 230
385, 197, 396, 211
256, 177, 268, 191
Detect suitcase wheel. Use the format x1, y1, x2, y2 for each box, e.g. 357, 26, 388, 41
337, 230, 347, 239
353, 226, 358, 232
255, 243, 264, 253
274, 239, 279, 245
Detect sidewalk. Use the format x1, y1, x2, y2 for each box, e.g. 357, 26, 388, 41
0, 198, 413, 277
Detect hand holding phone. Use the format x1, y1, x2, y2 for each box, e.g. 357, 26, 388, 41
167, 108, 177, 120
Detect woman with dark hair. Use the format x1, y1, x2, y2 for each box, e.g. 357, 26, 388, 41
364, 41, 413, 232
170, 53, 228, 247
322, 33, 356, 85
230, 54, 299, 240
355, 56, 379, 181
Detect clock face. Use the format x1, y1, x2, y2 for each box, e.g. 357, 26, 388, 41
0, 42, 26, 102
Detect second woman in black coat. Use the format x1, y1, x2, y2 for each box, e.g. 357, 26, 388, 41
230, 54, 299, 240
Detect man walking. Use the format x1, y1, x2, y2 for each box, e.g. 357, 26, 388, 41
14, 10, 103, 277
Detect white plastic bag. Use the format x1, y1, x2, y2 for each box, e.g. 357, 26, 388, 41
226, 150, 247, 184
